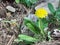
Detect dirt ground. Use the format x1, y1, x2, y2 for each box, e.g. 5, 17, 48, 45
0, 0, 60, 45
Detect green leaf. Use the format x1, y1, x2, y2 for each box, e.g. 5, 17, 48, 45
14, 39, 23, 42
55, 8, 60, 20
25, 0, 32, 7
55, 11, 60, 20
37, 19, 48, 30
26, 23, 38, 34
15, 0, 20, 3
24, 17, 41, 34
48, 3, 55, 14
18, 34, 38, 42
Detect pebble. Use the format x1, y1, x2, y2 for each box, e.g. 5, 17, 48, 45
52, 29, 60, 37
53, 29, 60, 34
0, 18, 2, 21
6, 6, 16, 12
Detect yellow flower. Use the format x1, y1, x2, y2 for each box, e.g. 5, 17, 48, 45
35, 8, 48, 18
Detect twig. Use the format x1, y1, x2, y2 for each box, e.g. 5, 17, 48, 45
7, 35, 15, 45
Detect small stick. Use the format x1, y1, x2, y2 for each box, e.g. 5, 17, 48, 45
7, 35, 15, 45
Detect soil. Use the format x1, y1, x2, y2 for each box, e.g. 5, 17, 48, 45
0, 0, 28, 45
34, 41, 60, 45
0, 0, 60, 45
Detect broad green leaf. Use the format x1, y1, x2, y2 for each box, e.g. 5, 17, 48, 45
24, 17, 41, 34
15, 0, 20, 3
18, 34, 38, 42
48, 3, 55, 14
26, 23, 38, 34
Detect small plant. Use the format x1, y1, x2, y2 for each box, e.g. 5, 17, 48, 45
15, 8, 50, 43
15, 0, 38, 7
48, 3, 60, 25
23, 8, 49, 41
15, 3, 60, 45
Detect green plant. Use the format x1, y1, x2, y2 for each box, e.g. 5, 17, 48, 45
15, 0, 38, 7
15, 3, 60, 45
23, 17, 49, 42
48, 3, 60, 25
14, 17, 49, 44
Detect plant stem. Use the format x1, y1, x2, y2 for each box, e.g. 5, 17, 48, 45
39, 19, 46, 41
